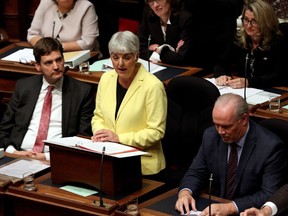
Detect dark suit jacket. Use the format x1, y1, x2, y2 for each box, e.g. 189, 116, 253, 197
268, 184, 288, 216
0, 74, 95, 150
138, 6, 198, 66
179, 120, 286, 212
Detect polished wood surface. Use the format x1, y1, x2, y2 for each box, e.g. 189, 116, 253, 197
135, 188, 230, 216
0, 153, 164, 216
47, 142, 142, 197
6, 172, 164, 216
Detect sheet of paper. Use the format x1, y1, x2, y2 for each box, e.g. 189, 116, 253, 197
60, 185, 98, 197
45, 136, 149, 158
1, 48, 35, 62
89, 58, 166, 74
246, 91, 280, 105
0, 159, 50, 179
180, 210, 202, 216
205, 78, 263, 99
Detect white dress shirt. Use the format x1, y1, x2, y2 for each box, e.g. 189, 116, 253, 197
6, 77, 63, 160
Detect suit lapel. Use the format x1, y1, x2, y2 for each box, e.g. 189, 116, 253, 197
235, 123, 257, 187
62, 77, 72, 136
219, 139, 229, 197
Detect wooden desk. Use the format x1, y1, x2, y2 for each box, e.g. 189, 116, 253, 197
133, 188, 229, 216
0, 42, 203, 99
5, 171, 164, 216
0, 42, 102, 95
0, 153, 164, 216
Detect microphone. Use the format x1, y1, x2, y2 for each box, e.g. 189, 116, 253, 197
52, 21, 55, 38
99, 146, 105, 207
208, 173, 213, 216
243, 52, 249, 101
147, 34, 151, 72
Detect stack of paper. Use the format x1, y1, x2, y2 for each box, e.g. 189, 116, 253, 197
45, 136, 149, 158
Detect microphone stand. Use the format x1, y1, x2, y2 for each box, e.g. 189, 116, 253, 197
99, 146, 105, 207
208, 173, 213, 216
52, 21, 55, 39
244, 52, 249, 101
148, 35, 151, 72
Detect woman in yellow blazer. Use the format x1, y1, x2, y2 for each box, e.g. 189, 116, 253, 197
91, 31, 167, 176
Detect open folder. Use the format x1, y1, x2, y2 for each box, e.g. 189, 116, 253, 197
44, 136, 149, 158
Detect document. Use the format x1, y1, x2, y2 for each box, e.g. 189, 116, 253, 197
181, 210, 202, 216
1, 48, 34, 62
89, 58, 166, 74
205, 78, 281, 105
0, 158, 50, 179
45, 136, 149, 158
60, 185, 98, 197
1, 48, 90, 68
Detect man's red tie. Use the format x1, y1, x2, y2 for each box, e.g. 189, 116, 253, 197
32, 85, 54, 153
225, 143, 238, 200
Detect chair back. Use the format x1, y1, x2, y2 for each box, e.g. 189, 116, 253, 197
259, 118, 288, 183
163, 76, 220, 172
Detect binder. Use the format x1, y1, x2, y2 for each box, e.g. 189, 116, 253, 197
63, 50, 90, 68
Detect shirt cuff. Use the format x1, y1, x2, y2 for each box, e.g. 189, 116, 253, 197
44, 152, 50, 161
263, 201, 277, 216
231, 201, 239, 214
5, 145, 16, 154
178, 188, 192, 195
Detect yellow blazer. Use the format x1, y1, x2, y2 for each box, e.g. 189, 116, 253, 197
91, 64, 167, 175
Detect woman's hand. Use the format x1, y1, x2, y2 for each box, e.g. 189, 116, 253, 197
91, 129, 120, 143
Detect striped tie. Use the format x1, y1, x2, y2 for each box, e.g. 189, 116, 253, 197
32, 85, 54, 153
225, 143, 238, 199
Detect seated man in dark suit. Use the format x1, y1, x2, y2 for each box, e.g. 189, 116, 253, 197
0, 37, 95, 160
175, 93, 286, 215
240, 184, 288, 216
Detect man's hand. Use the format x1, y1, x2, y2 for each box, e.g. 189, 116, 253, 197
175, 190, 197, 215
13, 150, 46, 160
240, 206, 272, 216
200, 202, 238, 216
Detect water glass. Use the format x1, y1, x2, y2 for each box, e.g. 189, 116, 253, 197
269, 96, 280, 112
23, 172, 37, 191
79, 61, 90, 74
125, 197, 139, 216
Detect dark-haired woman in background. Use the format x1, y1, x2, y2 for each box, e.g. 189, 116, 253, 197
138, 0, 198, 67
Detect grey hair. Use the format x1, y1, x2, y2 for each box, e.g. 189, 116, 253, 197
108, 31, 140, 56
214, 93, 249, 120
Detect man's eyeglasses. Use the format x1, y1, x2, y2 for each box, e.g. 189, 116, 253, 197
242, 17, 258, 27
19, 58, 36, 66
147, 0, 164, 6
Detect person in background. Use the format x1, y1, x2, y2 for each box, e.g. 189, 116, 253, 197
240, 184, 288, 216
0, 37, 95, 160
214, 0, 288, 89
138, 0, 197, 66
184, 0, 243, 75
175, 93, 286, 215
91, 31, 167, 177
27, 0, 100, 52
